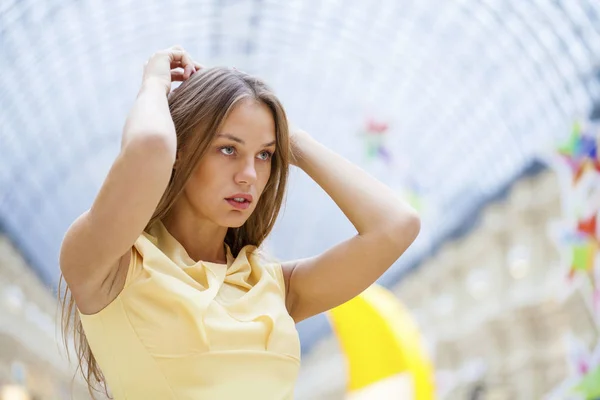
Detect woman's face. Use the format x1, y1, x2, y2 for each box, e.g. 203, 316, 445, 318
183, 99, 277, 228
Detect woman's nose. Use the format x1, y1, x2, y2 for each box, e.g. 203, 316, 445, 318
235, 159, 257, 185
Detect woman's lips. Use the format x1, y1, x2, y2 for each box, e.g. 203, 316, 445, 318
225, 198, 251, 210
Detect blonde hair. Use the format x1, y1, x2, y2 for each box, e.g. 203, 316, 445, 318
59, 67, 291, 397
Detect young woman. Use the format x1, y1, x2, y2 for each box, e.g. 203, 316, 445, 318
59, 45, 420, 399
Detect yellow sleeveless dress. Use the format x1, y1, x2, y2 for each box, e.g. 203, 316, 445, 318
79, 221, 301, 399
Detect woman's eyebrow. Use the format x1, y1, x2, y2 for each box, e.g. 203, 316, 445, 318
217, 133, 276, 147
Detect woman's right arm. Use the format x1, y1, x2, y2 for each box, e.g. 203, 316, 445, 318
60, 46, 199, 311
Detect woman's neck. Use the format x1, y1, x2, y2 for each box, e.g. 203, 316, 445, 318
162, 206, 228, 264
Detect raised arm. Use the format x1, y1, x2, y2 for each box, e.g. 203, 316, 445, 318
60, 46, 199, 314
281, 129, 420, 322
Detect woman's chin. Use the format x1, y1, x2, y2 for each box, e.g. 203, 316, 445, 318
221, 214, 249, 228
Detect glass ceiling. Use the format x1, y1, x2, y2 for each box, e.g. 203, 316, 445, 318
1, 0, 599, 348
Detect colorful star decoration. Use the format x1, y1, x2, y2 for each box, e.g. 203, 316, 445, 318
547, 334, 600, 399
360, 117, 393, 165
547, 120, 600, 399
553, 121, 600, 310
557, 122, 600, 185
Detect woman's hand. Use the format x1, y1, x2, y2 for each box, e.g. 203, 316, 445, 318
142, 45, 203, 95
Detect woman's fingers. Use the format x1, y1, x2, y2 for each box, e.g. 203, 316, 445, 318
142, 45, 201, 93
163, 45, 204, 83
170, 70, 186, 82
168, 45, 204, 74
166, 50, 195, 80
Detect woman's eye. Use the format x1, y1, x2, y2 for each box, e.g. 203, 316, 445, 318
258, 151, 273, 161
220, 146, 235, 156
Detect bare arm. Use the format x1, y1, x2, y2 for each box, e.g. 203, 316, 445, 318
120, 78, 177, 150
60, 46, 198, 312
281, 131, 420, 322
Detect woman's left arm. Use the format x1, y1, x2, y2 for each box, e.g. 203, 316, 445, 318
281, 129, 421, 323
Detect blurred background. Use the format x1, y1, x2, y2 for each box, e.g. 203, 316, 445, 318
1, 0, 600, 399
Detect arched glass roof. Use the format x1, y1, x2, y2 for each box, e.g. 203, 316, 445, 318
1, 0, 599, 348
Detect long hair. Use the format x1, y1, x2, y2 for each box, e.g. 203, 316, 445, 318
59, 66, 291, 397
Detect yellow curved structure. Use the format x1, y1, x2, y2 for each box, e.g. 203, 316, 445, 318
328, 284, 435, 399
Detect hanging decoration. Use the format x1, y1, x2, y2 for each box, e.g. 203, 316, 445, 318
546, 334, 600, 400
546, 120, 600, 399
357, 115, 427, 215
549, 120, 600, 315
569, 335, 600, 399
359, 117, 393, 166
